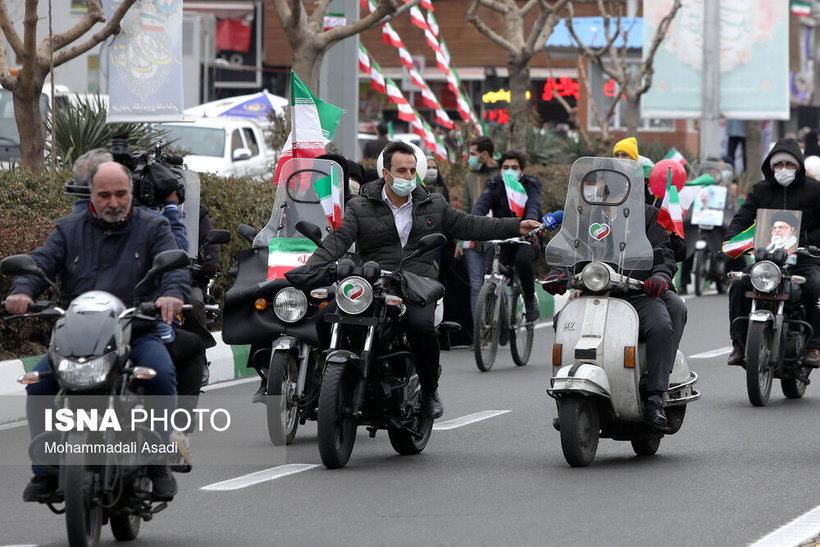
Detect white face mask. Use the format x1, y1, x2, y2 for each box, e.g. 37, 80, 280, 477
583, 185, 600, 201
424, 168, 438, 183
774, 168, 796, 187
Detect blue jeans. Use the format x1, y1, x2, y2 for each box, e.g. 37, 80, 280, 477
26, 333, 177, 475
465, 249, 485, 318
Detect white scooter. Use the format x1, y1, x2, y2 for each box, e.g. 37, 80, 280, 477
544, 157, 700, 467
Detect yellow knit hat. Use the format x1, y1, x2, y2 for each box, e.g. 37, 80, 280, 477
613, 137, 638, 161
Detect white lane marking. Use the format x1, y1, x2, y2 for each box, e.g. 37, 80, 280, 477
433, 410, 511, 431
201, 463, 320, 491
0, 420, 26, 431
749, 504, 820, 547
689, 346, 732, 359
201, 376, 258, 392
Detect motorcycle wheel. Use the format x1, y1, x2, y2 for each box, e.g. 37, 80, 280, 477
509, 286, 533, 366
64, 432, 103, 547
266, 352, 300, 445
474, 282, 500, 372
110, 512, 141, 542
631, 437, 661, 456
745, 322, 774, 407
665, 405, 687, 434
781, 367, 809, 399
388, 377, 433, 456
558, 396, 600, 468
317, 365, 357, 469
693, 250, 708, 297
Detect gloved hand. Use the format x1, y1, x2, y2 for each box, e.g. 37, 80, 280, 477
542, 270, 567, 295
200, 262, 219, 278
643, 275, 670, 298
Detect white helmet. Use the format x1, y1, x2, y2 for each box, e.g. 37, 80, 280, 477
377, 141, 427, 181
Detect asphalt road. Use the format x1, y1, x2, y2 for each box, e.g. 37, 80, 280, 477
2, 292, 820, 546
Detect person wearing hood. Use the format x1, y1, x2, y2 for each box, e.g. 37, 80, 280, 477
424, 154, 450, 203
725, 138, 820, 368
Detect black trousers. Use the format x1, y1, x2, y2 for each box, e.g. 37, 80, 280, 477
728, 262, 820, 348
317, 300, 441, 395
166, 328, 206, 401
727, 136, 746, 173
663, 291, 688, 349
484, 243, 539, 298
629, 294, 677, 396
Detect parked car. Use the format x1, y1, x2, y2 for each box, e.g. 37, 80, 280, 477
156, 117, 273, 180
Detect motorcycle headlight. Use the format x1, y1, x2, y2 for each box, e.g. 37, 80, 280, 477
336, 275, 373, 315
273, 287, 308, 323
56, 352, 116, 388
750, 260, 781, 293
581, 262, 610, 292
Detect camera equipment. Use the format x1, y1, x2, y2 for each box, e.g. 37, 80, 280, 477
111, 134, 187, 206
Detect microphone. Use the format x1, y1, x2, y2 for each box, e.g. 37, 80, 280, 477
526, 210, 563, 239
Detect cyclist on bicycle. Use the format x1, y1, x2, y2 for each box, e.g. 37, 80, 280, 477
472, 150, 543, 322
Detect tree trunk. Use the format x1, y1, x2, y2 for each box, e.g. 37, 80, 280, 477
291, 42, 325, 94
507, 59, 530, 152
625, 96, 640, 138
744, 120, 762, 176
14, 81, 46, 172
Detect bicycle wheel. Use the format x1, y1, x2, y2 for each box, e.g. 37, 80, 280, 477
473, 281, 499, 371
509, 284, 533, 366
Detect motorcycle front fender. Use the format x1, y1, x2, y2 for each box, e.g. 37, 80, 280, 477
548, 364, 612, 400
325, 349, 366, 378
749, 310, 775, 323
272, 335, 300, 352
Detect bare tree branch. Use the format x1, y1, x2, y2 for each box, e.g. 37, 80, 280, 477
634, 0, 681, 95
0, 1, 24, 59
49, 0, 136, 68
0, 39, 15, 89
521, 0, 538, 17
317, 0, 401, 49
466, 0, 516, 54
310, 0, 333, 30
528, 0, 570, 53
20, 0, 38, 86
37, 0, 105, 56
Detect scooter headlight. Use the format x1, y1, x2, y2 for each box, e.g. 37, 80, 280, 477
273, 287, 308, 323
750, 260, 781, 293
336, 276, 373, 315
55, 352, 117, 388
581, 262, 610, 292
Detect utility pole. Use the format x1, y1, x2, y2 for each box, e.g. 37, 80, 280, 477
700, 0, 721, 160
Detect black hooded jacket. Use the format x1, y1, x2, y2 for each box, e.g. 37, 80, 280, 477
726, 138, 820, 251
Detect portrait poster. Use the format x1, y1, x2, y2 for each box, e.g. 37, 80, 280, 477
753, 208, 802, 263
691, 186, 727, 227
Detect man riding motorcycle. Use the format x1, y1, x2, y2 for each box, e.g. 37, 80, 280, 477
725, 138, 820, 368
5, 161, 189, 503
306, 141, 540, 418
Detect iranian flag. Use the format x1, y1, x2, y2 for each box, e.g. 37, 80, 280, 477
723, 224, 756, 259
427, 10, 439, 36
358, 43, 371, 75
502, 170, 527, 217
434, 135, 450, 162
664, 147, 688, 166
419, 82, 438, 109
267, 238, 317, 281
382, 23, 404, 48
323, 14, 345, 31
312, 169, 342, 230
792, 1, 811, 16
425, 29, 443, 54
385, 77, 407, 105
397, 46, 414, 70
409, 67, 426, 89
397, 102, 417, 123
456, 91, 471, 121
370, 60, 386, 93
421, 0, 434, 11
274, 71, 343, 184
435, 107, 454, 129
657, 167, 685, 238
387, 120, 395, 139
410, 5, 429, 31
421, 119, 437, 152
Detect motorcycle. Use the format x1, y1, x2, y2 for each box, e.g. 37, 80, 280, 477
1, 249, 190, 547
544, 157, 700, 467
290, 230, 455, 469
727, 210, 819, 406
222, 157, 345, 445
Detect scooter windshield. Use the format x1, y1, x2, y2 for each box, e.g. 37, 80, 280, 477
545, 157, 653, 272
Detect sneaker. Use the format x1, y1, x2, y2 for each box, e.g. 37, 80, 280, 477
170, 431, 193, 473
727, 342, 745, 367
422, 391, 444, 419
251, 380, 266, 404
148, 465, 177, 501
23, 475, 60, 502
524, 294, 540, 323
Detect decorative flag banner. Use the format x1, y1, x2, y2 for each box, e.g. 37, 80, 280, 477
312, 170, 343, 230
792, 1, 811, 17
425, 28, 443, 55
323, 14, 345, 30
267, 238, 317, 281
502, 170, 527, 217
358, 43, 371, 74
382, 23, 404, 48
397, 101, 418, 123
664, 147, 688, 166
398, 46, 414, 70
722, 223, 756, 258
385, 76, 408, 105
410, 5, 429, 31
657, 167, 685, 238
363, 0, 377, 13
370, 59, 386, 94
434, 134, 450, 162
435, 106, 454, 129
426, 10, 439, 36
421, 118, 438, 151
421, 0, 434, 10
274, 71, 344, 183
409, 67, 426, 89
439, 40, 452, 67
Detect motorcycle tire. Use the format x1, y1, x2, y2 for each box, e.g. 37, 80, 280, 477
64, 432, 104, 547
558, 396, 600, 468
509, 285, 533, 366
266, 351, 300, 446
474, 282, 500, 372
745, 322, 774, 407
110, 512, 141, 542
693, 250, 708, 297
388, 374, 433, 456
631, 437, 661, 456
781, 367, 809, 399
317, 365, 357, 469
665, 405, 687, 434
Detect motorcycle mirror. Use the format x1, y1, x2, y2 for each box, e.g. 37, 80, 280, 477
295, 221, 325, 248
416, 233, 448, 255
206, 229, 231, 246
134, 249, 190, 298
0, 254, 41, 277
237, 224, 258, 244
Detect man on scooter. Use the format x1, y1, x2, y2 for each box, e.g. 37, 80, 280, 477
306, 141, 541, 418
543, 172, 679, 430
725, 138, 820, 368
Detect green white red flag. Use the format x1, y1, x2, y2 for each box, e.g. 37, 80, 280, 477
369, 59, 386, 94
722, 224, 756, 259
664, 147, 688, 166
657, 167, 685, 238
426, 10, 439, 36
274, 71, 343, 184
312, 169, 343, 230
382, 23, 403, 48
410, 5, 428, 30
267, 238, 317, 281
358, 43, 371, 75
502, 170, 527, 218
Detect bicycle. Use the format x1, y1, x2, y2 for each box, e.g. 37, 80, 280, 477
473, 237, 537, 371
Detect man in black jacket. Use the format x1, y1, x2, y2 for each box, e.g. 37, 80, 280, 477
306, 142, 540, 417
725, 138, 820, 368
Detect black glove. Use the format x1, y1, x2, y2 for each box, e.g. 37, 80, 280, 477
542, 270, 567, 295
643, 275, 670, 298
200, 262, 218, 278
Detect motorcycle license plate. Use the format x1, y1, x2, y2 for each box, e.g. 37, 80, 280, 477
698, 224, 714, 230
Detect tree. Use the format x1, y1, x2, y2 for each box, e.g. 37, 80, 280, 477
564, 0, 682, 145
467, 0, 570, 151
0, 0, 137, 172
270, 0, 420, 93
